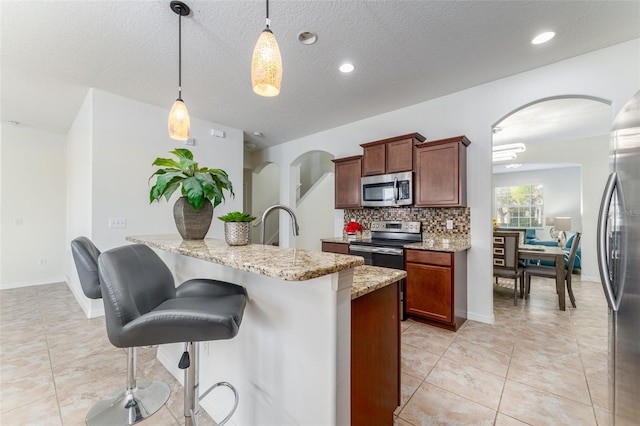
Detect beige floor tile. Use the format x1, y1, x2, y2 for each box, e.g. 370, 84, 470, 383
402, 324, 456, 356
0, 395, 61, 425
494, 412, 529, 425
398, 382, 496, 426
0, 349, 51, 384
400, 372, 423, 408
443, 338, 511, 377
512, 339, 583, 373
581, 348, 608, 383
0, 371, 56, 413
401, 343, 441, 380
508, 354, 591, 405
56, 373, 125, 425
52, 348, 127, 390
593, 408, 612, 426
425, 357, 505, 410
456, 323, 517, 355
500, 379, 597, 425
137, 405, 180, 425
587, 376, 609, 412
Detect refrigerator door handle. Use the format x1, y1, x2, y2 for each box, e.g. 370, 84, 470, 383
597, 172, 620, 311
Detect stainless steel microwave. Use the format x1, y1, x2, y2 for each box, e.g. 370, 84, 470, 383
361, 171, 413, 207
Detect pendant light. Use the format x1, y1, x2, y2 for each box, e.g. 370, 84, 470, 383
251, 0, 282, 97
168, 1, 191, 141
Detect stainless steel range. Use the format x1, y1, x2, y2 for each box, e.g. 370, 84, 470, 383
349, 220, 421, 319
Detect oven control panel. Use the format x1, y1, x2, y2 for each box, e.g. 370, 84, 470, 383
370, 221, 421, 234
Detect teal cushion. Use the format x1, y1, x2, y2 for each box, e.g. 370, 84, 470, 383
566, 234, 575, 248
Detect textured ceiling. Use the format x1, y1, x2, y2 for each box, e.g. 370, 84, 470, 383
1, 1, 639, 150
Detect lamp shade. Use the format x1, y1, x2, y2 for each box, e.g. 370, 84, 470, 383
168, 99, 190, 141
251, 29, 282, 97
554, 217, 572, 232
545, 217, 555, 226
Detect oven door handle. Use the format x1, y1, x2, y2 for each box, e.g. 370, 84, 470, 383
350, 245, 404, 256
349, 245, 376, 253
376, 247, 404, 256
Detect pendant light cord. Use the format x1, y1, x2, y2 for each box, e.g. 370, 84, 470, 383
178, 11, 182, 100
265, 0, 270, 28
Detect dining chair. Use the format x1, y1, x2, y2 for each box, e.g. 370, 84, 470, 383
493, 231, 524, 305
524, 232, 582, 308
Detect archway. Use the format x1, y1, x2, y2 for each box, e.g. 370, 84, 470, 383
491, 95, 611, 306
291, 150, 335, 251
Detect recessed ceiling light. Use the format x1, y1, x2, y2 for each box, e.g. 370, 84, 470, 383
253, 131, 263, 137
531, 31, 555, 45
298, 31, 318, 45
339, 63, 355, 73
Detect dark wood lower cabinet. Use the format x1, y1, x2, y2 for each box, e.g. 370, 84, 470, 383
351, 281, 400, 426
321, 241, 350, 254
405, 249, 467, 331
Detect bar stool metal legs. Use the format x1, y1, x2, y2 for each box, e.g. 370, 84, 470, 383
85, 347, 170, 425
182, 342, 239, 426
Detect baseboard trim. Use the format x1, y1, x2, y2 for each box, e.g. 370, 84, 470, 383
0, 277, 66, 291
467, 311, 495, 325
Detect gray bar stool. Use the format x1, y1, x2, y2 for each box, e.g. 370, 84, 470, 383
71, 237, 170, 425
98, 243, 247, 426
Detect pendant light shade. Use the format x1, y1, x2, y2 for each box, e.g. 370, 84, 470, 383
251, 0, 282, 97
168, 1, 191, 141
168, 99, 190, 141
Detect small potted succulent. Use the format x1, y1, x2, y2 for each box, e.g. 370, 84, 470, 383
218, 211, 256, 246
149, 148, 234, 240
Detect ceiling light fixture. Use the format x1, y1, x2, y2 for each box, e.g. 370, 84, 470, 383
339, 63, 355, 73
251, 0, 282, 97
298, 31, 318, 45
531, 31, 555, 45
492, 143, 526, 162
168, 1, 191, 141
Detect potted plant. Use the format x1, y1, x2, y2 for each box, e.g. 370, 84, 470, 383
218, 211, 256, 246
345, 220, 362, 241
149, 148, 234, 240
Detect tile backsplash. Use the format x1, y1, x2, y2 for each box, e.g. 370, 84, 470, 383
343, 207, 470, 239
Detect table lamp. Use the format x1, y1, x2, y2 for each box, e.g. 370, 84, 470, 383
554, 217, 572, 248
545, 217, 558, 239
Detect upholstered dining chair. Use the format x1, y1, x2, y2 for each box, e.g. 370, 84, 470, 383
524, 232, 582, 308
493, 231, 524, 305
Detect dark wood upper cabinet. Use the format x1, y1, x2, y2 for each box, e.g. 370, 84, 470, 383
414, 135, 470, 207
332, 155, 362, 209
360, 133, 425, 176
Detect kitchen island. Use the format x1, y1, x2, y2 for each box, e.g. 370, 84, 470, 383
127, 235, 404, 425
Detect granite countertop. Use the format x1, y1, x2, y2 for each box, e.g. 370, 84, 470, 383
351, 265, 406, 300
127, 235, 364, 282
321, 235, 471, 253
404, 236, 471, 252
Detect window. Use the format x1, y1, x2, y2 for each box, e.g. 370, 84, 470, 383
495, 184, 544, 228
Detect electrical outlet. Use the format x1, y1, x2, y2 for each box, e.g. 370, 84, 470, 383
108, 217, 127, 229
446, 219, 454, 230
38, 258, 47, 266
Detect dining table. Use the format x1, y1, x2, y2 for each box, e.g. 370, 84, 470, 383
518, 244, 567, 310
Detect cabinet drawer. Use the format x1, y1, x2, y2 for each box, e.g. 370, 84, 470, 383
405, 250, 451, 266
322, 241, 350, 255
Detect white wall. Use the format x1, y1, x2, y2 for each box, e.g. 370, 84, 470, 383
250, 162, 280, 244
61, 89, 244, 316
296, 173, 335, 251
1, 124, 67, 288
255, 39, 640, 323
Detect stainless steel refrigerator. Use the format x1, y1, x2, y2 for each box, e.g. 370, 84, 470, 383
597, 90, 640, 426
